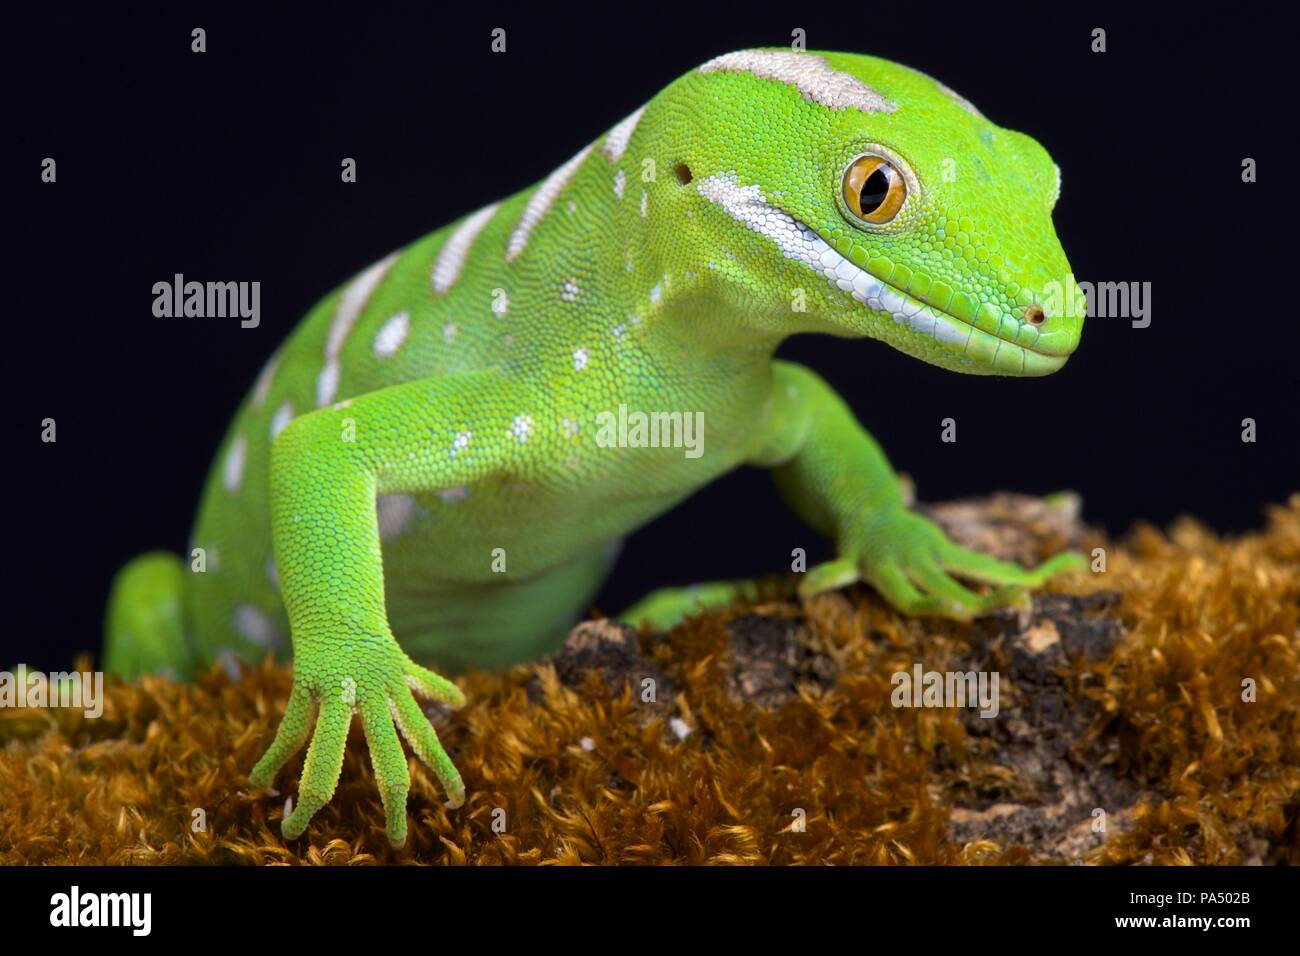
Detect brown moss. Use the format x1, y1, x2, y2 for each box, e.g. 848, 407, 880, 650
2, 496, 1297, 866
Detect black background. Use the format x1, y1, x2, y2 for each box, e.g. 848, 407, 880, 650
0, 863, 1285, 941
8, 3, 1297, 670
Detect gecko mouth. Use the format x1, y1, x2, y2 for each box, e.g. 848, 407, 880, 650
791, 219, 1066, 375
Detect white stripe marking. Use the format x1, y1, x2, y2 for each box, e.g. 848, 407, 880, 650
698, 50, 896, 113
602, 105, 646, 162
314, 363, 341, 409
507, 144, 594, 262
317, 252, 398, 406
696, 172, 972, 348
251, 355, 279, 408
432, 203, 500, 294
270, 401, 294, 440
936, 79, 983, 118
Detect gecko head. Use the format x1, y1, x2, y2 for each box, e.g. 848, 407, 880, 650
672, 49, 1085, 375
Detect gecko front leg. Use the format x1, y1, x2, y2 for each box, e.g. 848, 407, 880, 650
248, 370, 544, 847
750, 360, 1084, 619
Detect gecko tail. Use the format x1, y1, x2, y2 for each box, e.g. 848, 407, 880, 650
104, 551, 193, 679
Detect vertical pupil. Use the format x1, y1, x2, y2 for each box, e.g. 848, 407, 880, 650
859, 167, 890, 212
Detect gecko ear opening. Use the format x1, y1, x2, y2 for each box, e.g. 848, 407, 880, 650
673, 162, 693, 185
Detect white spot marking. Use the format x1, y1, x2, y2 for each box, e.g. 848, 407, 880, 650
223, 435, 246, 492
431, 203, 500, 293
602, 105, 646, 162
572, 347, 589, 371
373, 311, 410, 359
215, 649, 242, 680
613, 168, 626, 199
561, 279, 580, 302
376, 494, 418, 541
510, 415, 533, 443
234, 605, 281, 649
451, 430, 472, 456
698, 50, 896, 113
443, 322, 458, 344
640, 190, 647, 220
507, 144, 594, 262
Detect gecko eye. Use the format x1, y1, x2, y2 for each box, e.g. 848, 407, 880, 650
843, 155, 907, 224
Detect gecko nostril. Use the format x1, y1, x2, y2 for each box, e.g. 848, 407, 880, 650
1025, 305, 1046, 326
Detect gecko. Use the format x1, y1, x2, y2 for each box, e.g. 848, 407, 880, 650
104, 49, 1087, 846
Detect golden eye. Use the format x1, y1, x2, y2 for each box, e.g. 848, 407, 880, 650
843, 155, 907, 224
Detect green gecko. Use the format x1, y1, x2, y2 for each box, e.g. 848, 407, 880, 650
104, 49, 1086, 846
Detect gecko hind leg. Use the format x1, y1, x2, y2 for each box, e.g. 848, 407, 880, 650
104, 551, 193, 679
618, 580, 759, 633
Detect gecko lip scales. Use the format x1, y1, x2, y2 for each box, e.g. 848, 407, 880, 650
795, 219, 1067, 376
696, 172, 1066, 375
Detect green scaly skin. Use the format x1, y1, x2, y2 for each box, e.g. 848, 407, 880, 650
104, 49, 1086, 846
